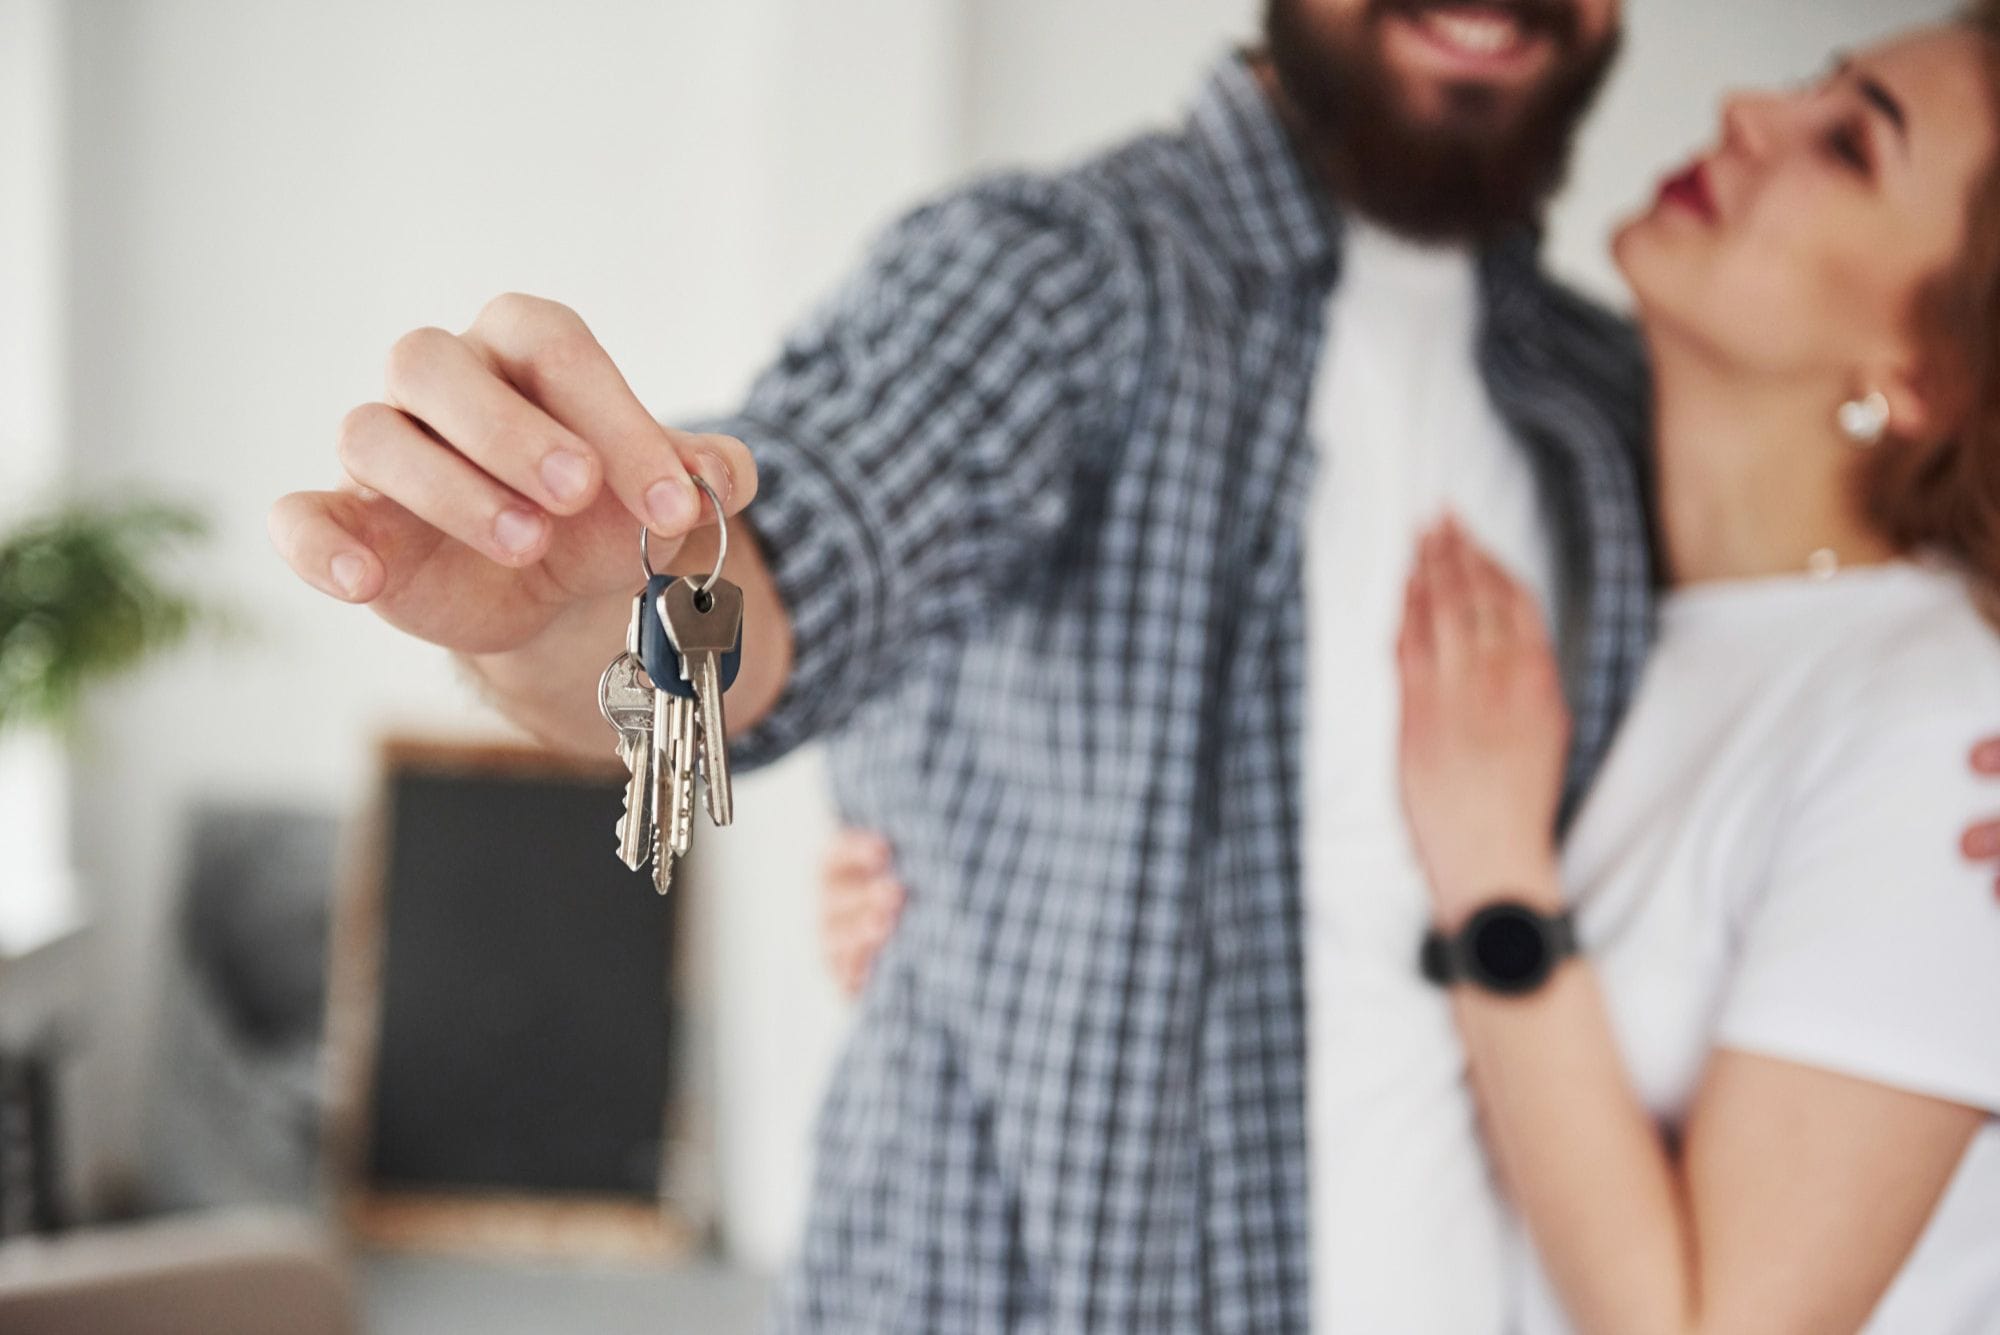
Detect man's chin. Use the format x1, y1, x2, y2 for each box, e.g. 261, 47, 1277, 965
1385, 75, 1534, 139
1262, 0, 1622, 240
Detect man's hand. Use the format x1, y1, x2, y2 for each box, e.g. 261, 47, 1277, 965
820, 829, 905, 998
268, 293, 781, 752
1966, 738, 2000, 897
270, 293, 756, 651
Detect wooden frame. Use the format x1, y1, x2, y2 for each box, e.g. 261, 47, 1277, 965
322, 735, 707, 1261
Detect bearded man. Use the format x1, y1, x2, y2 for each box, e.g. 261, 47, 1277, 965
787, 3, 1639, 1330
270, 0, 2000, 1330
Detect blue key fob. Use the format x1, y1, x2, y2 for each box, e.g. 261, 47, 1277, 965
640, 573, 743, 699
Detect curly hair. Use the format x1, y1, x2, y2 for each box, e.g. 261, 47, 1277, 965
1861, 1, 2000, 620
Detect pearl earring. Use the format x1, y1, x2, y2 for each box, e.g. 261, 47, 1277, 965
1837, 390, 1890, 447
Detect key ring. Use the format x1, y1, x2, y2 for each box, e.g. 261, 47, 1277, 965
639, 473, 728, 598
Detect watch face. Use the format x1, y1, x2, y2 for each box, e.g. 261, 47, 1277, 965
1467, 904, 1553, 994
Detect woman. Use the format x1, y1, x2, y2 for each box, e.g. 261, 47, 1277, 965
1398, 7, 2000, 1332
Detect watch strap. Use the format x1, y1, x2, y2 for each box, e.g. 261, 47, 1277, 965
1420, 901, 1578, 992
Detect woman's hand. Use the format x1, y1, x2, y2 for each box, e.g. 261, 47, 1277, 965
1396, 515, 1570, 927
820, 829, 905, 998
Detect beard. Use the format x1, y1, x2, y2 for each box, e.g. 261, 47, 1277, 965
1263, 0, 1623, 244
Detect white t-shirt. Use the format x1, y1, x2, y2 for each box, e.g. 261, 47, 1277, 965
1513, 559, 2000, 1334
1303, 217, 1558, 1334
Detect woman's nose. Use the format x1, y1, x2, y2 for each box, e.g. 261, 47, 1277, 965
1720, 90, 1772, 159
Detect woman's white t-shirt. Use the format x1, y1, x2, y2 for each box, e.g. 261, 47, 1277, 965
1512, 560, 2000, 1334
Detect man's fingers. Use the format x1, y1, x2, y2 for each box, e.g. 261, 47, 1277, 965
1973, 738, 2000, 774
381, 325, 603, 517
268, 490, 387, 603
463, 294, 712, 539
1963, 819, 2000, 862
269, 482, 541, 644
336, 402, 552, 567
679, 431, 759, 519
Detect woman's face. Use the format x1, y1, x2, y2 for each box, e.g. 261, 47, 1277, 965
1615, 26, 1995, 426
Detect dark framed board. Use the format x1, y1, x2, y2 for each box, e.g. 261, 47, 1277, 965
325, 737, 702, 1259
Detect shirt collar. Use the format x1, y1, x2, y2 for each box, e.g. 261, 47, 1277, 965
1184, 52, 1344, 280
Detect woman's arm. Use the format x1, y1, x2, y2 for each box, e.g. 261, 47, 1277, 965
1396, 517, 1983, 1335
1450, 910, 1980, 1335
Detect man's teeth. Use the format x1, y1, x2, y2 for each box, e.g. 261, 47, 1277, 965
1418, 10, 1525, 56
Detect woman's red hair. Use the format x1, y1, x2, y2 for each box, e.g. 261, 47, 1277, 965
1862, 1, 2000, 620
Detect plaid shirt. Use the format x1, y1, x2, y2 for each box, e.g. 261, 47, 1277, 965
702, 53, 1655, 1335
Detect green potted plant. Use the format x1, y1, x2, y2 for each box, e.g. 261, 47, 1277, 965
0, 500, 213, 735
0, 499, 215, 958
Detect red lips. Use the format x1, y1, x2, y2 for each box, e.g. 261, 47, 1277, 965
1656, 160, 1719, 224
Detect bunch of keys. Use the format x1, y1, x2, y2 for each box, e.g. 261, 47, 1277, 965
596, 474, 744, 894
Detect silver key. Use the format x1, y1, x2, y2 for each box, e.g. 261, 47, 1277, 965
598, 652, 655, 872
659, 575, 743, 826
652, 689, 699, 893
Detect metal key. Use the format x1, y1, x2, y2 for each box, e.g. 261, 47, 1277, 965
632, 579, 700, 896
597, 651, 655, 871
653, 689, 699, 893
599, 588, 660, 872
660, 574, 744, 826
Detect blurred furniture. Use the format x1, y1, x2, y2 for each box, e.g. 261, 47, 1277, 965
0, 1040, 64, 1236
326, 738, 705, 1261
0, 814, 354, 1334
0, 1207, 353, 1335
148, 804, 339, 1212
0, 923, 87, 1238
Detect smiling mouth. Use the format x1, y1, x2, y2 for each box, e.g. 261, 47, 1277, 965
1417, 7, 1534, 56
1381, 2, 1561, 79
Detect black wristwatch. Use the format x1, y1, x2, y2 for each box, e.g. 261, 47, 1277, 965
1420, 900, 1579, 996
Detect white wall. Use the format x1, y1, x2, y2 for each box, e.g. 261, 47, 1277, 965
960, 0, 1263, 171
41, 0, 1963, 1276
0, 0, 80, 958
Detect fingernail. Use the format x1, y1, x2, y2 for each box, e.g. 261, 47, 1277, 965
540, 449, 592, 504
1972, 827, 2000, 858
647, 478, 698, 532
1976, 741, 2000, 770
330, 552, 367, 598
695, 449, 732, 508
494, 507, 546, 555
